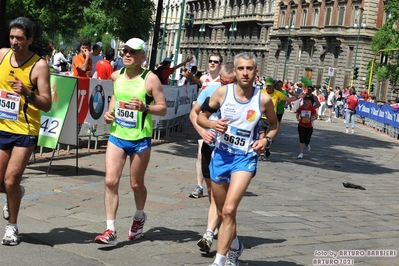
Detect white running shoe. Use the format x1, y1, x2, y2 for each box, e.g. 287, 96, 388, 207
1, 225, 20, 246
307, 145, 311, 152
298, 153, 304, 159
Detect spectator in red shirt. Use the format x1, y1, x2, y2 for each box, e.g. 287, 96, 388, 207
345, 88, 359, 133
95, 48, 115, 80
154, 57, 192, 85
359, 87, 369, 101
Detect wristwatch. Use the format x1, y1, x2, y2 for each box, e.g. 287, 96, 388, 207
265, 136, 273, 149
143, 104, 150, 113
25, 91, 36, 104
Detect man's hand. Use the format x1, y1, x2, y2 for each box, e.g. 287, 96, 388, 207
104, 111, 115, 124
252, 138, 266, 154
8, 76, 28, 96
214, 117, 229, 135
202, 130, 217, 145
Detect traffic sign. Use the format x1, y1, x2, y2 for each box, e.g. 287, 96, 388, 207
328, 67, 335, 77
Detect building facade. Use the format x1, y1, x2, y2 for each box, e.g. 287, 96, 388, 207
151, 0, 396, 100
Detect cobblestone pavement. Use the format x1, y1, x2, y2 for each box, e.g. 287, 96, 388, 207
0, 112, 398, 266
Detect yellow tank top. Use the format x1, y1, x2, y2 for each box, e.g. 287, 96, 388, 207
0, 49, 42, 135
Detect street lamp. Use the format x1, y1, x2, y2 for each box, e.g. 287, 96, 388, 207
228, 20, 237, 61
282, 14, 294, 81
197, 23, 205, 67
351, 8, 366, 86
159, 0, 171, 63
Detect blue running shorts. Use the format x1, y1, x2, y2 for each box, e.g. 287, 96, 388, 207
210, 149, 258, 183
0, 130, 38, 150
109, 135, 151, 156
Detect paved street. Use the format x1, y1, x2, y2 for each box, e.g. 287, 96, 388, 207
0, 112, 398, 266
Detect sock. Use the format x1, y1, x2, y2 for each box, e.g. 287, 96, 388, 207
106, 220, 115, 231
230, 236, 240, 250
214, 253, 226, 266
134, 209, 144, 220
197, 185, 203, 189
205, 229, 214, 236
7, 223, 18, 230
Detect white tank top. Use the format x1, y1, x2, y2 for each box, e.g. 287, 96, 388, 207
201, 73, 220, 91
215, 83, 262, 155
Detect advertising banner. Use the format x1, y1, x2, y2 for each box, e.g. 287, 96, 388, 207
152, 84, 197, 120
356, 101, 399, 129
38, 75, 77, 149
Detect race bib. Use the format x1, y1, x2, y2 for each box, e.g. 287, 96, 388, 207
115, 100, 138, 128
220, 125, 251, 153
0, 90, 21, 121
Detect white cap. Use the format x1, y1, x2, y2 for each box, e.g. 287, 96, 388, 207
121, 38, 146, 52
96, 42, 103, 48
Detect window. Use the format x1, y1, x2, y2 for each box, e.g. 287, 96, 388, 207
353, 6, 360, 26
325, 8, 331, 26
302, 10, 307, 26
313, 9, 319, 26
338, 7, 345, 26
280, 11, 286, 27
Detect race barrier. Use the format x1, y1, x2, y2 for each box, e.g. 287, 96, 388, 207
356, 101, 399, 139
37, 75, 197, 153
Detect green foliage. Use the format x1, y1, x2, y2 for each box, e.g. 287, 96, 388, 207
370, 0, 399, 90
2, 0, 154, 56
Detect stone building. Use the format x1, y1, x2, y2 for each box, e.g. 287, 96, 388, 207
152, 0, 396, 100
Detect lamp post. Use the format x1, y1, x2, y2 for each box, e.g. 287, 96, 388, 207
170, 0, 186, 86
282, 14, 293, 81
158, 0, 170, 63
228, 20, 237, 61
197, 23, 205, 67
351, 8, 366, 86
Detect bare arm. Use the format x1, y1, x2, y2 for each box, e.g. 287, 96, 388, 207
143, 72, 167, 116
10, 58, 52, 112
173, 57, 192, 70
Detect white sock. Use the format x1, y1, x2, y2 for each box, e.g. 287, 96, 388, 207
106, 220, 115, 231
230, 236, 240, 250
7, 223, 18, 230
205, 229, 214, 235
214, 253, 226, 266
134, 209, 144, 220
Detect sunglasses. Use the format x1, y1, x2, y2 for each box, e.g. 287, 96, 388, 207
123, 48, 141, 55
209, 60, 220, 64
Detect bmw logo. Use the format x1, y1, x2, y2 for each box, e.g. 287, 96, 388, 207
89, 85, 105, 120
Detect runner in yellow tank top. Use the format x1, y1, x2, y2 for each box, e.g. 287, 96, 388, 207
0, 17, 52, 246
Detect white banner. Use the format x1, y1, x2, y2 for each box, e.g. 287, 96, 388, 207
152, 84, 197, 120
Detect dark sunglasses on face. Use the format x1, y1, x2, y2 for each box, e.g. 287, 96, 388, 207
209, 60, 219, 64
123, 48, 141, 55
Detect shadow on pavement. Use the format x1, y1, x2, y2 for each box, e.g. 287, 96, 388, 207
21, 228, 98, 246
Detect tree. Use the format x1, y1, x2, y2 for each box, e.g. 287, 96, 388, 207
1, 0, 155, 56
370, 0, 399, 94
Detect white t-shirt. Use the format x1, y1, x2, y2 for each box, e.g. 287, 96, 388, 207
327, 91, 335, 106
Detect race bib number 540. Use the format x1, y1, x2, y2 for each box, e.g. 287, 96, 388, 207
0, 90, 20, 121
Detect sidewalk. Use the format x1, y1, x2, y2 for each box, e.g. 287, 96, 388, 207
0, 112, 398, 266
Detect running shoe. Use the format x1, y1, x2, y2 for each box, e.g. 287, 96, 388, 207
1, 225, 20, 246
258, 154, 266, 161
3, 186, 25, 220
297, 153, 304, 159
307, 145, 311, 152
128, 212, 147, 240
226, 241, 244, 266
197, 231, 213, 253
189, 185, 203, 198
94, 229, 118, 245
